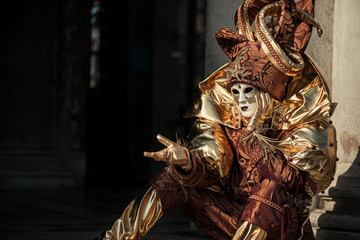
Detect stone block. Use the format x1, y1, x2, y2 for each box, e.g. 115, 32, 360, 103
311, 210, 360, 232
315, 228, 360, 240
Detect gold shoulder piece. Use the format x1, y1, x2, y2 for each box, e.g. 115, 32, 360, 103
189, 119, 234, 179
271, 54, 333, 130
277, 119, 337, 195
185, 63, 241, 129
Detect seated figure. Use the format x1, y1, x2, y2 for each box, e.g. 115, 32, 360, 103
98, 0, 337, 239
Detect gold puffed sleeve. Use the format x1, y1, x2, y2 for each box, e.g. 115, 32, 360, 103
277, 119, 337, 196
188, 118, 234, 180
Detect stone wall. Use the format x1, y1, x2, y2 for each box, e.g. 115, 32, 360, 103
308, 0, 360, 239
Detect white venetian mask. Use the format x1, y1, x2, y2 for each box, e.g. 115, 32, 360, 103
230, 83, 258, 118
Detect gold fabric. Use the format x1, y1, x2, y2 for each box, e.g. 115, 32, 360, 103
247, 91, 281, 131
277, 119, 337, 195
237, 0, 256, 41
189, 119, 234, 179
270, 53, 338, 195
232, 221, 267, 240
271, 54, 333, 130
144, 134, 191, 172
185, 63, 242, 129
103, 187, 163, 240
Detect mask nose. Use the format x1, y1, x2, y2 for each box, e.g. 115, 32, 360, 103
238, 91, 247, 104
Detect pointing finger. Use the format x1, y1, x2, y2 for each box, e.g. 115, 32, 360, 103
156, 134, 176, 147
144, 149, 168, 162
144, 151, 153, 158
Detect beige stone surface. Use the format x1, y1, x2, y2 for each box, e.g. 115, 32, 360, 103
308, 0, 360, 184
307, 1, 360, 238
331, 0, 360, 179
306, 0, 334, 82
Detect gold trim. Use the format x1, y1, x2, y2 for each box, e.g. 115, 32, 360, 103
238, 0, 255, 40
254, 2, 304, 76
249, 194, 282, 212
253, 3, 324, 76
297, 208, 311, 240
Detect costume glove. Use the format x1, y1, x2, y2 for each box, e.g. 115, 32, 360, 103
144, 134, 192, 172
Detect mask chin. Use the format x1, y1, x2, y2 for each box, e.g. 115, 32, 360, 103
240, 107, 256, 118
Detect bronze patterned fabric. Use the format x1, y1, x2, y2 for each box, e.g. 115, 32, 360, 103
236, 0, 314, 54
216, 27, 291, 101
241, 179, 299, 240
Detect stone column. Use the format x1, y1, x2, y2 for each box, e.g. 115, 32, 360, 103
307, 0, 360, 239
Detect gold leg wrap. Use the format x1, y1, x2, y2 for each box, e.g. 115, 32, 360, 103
103, 187, 163, 240
232, 221, 267, 240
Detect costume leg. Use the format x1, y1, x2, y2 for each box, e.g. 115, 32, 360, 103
102, 186, 163, 240
102, 168, 188, 240
153, 168, 251, 239
181, 187, 248, 240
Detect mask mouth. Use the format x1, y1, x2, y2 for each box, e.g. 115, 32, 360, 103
241, 106, 248, 111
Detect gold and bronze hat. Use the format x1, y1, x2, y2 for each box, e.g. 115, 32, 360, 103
215, 0, 322, 101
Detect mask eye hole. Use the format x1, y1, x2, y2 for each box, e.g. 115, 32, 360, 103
244, 87, 254, 94
231, 89, 240, 95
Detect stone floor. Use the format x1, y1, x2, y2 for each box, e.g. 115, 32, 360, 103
0, 184, 208, 240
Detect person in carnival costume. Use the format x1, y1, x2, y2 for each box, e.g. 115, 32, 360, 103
97, 0, 337, 239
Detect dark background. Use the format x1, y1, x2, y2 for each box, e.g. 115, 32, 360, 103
0, 0, 207, 189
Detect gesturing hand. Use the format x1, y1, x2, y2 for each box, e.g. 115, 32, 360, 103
144, 134, 192, 172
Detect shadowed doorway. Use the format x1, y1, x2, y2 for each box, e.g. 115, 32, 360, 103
85, 0, 207, 187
